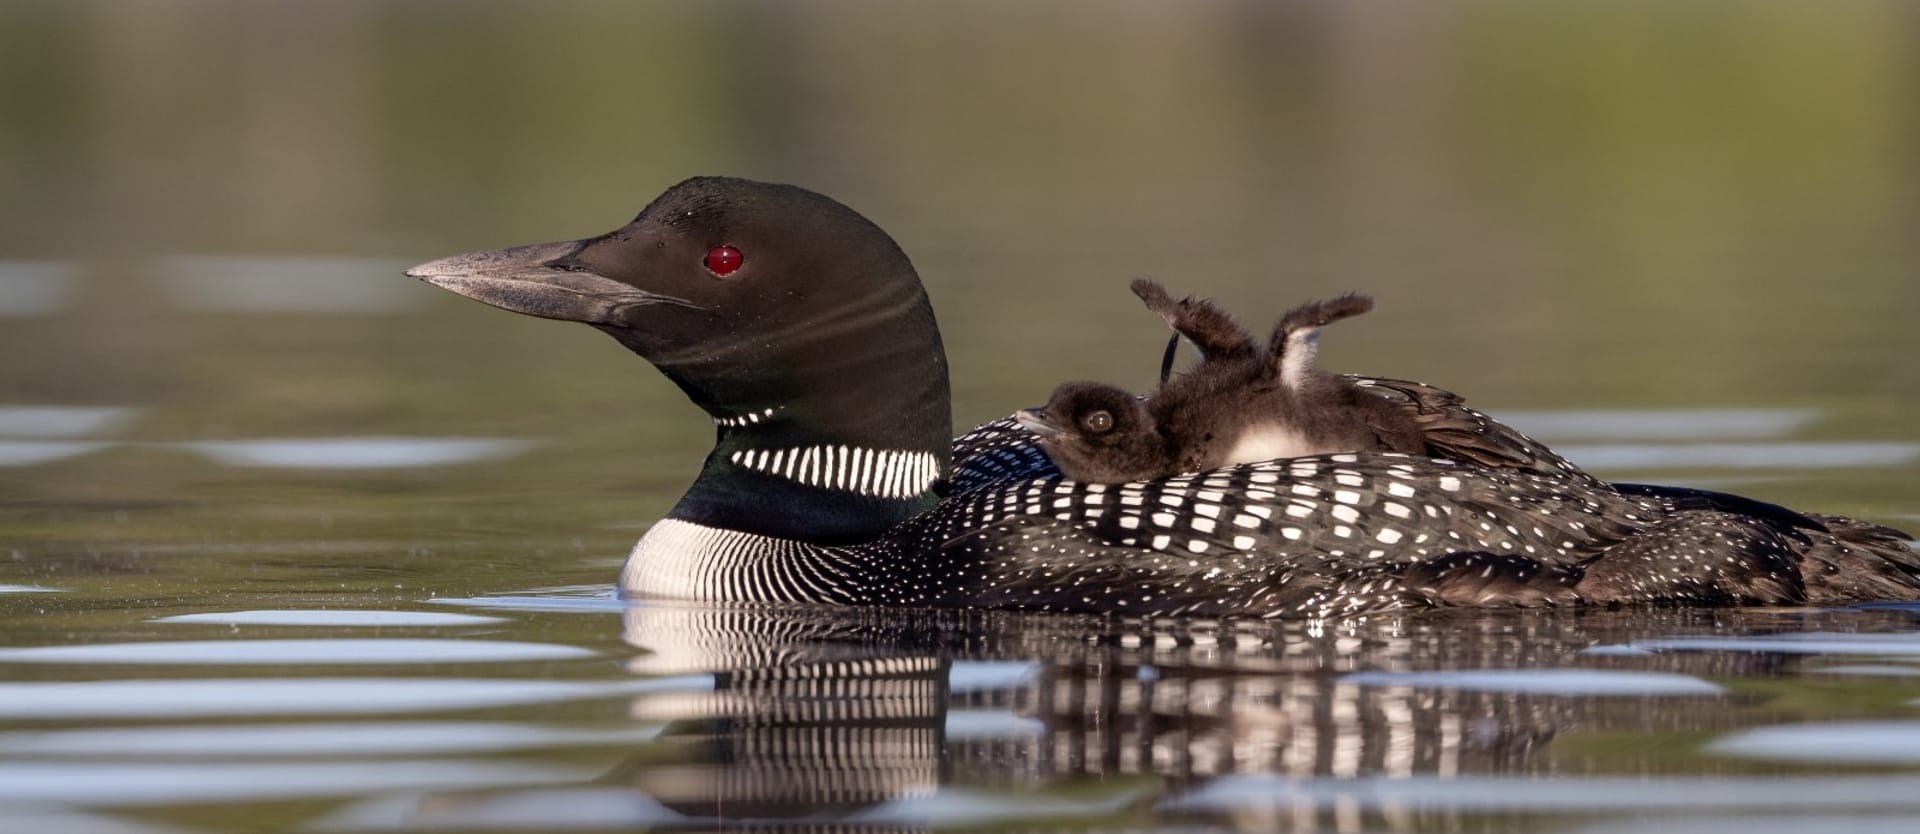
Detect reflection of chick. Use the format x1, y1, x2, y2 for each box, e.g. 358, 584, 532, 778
1022, 281, 1427, 484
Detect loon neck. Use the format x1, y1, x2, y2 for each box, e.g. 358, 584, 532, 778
666, 403, 948, 545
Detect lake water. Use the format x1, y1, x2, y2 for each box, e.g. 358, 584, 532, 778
4, 3, 1920, 832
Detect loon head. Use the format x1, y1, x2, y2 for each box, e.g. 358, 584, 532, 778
1017, 381, 1163, 484
408, 176, 951, 542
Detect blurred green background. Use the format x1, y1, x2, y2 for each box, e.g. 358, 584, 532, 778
1, 1, 1915, 575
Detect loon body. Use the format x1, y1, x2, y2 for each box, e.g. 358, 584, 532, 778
1023, 283, 1430, 484
408, 176, 1920, 618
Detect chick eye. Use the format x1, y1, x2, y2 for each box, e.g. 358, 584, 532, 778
703, 244, 744, 276
1084, 411, 1113, 433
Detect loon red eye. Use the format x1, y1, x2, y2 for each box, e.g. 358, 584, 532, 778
703, 244, 743, 276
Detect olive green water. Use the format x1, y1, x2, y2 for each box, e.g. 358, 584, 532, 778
4, 3, 1920, 832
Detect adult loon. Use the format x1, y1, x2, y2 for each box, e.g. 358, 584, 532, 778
1024, 283, 1427, 483
407, 176, 1920, 618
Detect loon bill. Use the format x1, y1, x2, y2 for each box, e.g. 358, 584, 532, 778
408, 175, 1920, 618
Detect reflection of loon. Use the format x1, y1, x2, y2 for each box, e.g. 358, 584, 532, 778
602, 605, 1813, 825
408, 176, 1919, 617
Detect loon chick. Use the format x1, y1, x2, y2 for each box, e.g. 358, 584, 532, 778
1138, 282, 1427, 464
1015, 381, 1160, 483
408, 176, 1920, 617
1026, 284, 1431, 484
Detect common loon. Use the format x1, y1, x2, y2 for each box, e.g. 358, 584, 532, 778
1023, 283, 1427, 483
407, 176, 1920, 617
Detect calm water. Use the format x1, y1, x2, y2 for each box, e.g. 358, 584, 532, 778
5, 3, 1920, 832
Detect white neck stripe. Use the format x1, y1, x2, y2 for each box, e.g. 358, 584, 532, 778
729, 444, 939, 500
712, 406, 778, 428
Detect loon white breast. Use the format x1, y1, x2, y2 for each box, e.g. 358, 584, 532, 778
407, 175, 1920, 618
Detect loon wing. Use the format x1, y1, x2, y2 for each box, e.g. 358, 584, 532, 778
1611, 482, 1826, 532
917, 447, 1920, 617
916, 452, 1648, 617
1347, 376, 1600, 487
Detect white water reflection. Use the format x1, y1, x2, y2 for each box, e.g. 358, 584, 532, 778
159, 257, 420, 314
1707, 721, 1920, 764
1342, 668, 1723, 696
0, 260, 77, 316
174, 438, 531, 469
311, 789, 685, 831
0, 677, 712, 720
154, 610, 506, 627
948, 661, 1039, 693
314, 784, 1144, 832
0, 407, 137, 438
944, 710, 1046, 740
0, 441, 110, 466
0, 639, 593, 665
431, 594, 626, 614
0, 809, 195, 834
0, 760, 590, 807
1500, 409, 1817, 441
1590, 631, 1920, 656
0, 585, 68, 594
0, 721, 660, 758
1161, 774, 1920, 813
1559, 442, 1920, 470
849, 786, 1143, 826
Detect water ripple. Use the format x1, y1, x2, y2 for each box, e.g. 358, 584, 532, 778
1343, 668, 1723, 695
0, 441, 111, 466
173, 438, 531, 469
0, 760, 590, 807
311, 788, 684, 831
1163, 774, 1920, 814
0, 677, 713, 720
1707, 721, 1920, 764
429, 594, 627, 614
0, 639, 592, 665
153, 610, 507, 627
0, 721, 660, 757
1590, 631, 1920, 656
0, 406, 138, 438
0, 260, 77, 316
1567, 816, 1920, 834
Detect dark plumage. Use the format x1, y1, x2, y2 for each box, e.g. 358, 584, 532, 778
410, 175, 1920, 617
